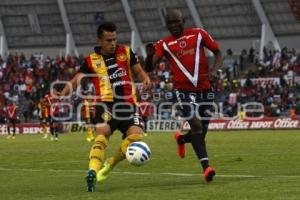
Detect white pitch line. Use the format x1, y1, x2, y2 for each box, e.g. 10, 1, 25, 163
40, 160, 84, 164
0, 167, 300, 178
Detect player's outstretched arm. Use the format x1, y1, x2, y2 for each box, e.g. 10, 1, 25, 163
144, 43, 162, 72
60, 72, 85, 97
132, 63, 152, 90
210, 48, 223, 78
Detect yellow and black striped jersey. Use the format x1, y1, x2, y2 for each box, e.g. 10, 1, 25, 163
79, 45, 138, 104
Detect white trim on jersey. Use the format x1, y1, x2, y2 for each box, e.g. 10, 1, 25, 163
162, 33, 202, 87
8, 106, 17, 118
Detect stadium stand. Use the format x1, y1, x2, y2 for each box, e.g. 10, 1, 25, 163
261, 0, 300, 35
0, 0, 65, 48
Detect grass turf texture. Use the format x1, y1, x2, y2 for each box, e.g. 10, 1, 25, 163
0, 130, 299, 200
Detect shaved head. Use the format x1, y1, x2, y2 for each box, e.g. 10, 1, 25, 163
166, 9, 183, 20
165, 9, 185, 37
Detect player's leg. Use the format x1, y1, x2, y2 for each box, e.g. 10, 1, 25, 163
86, 123, 111, 192
188, 117, 215, 181
173, 90, 193, 158
97, 125, 144, 182
89, 124, 111, 172
97, 111, 144, 182
85, 117, 94, 142
42, 120, 48, 139
110, 125, 144, 166
6, 120, 11, 139
188, 117, 208, 167
54, 120, 60, 141
49, 118, 55, 140
189, 90, 216, 182
12, 119, 16, 139
143, 116, 148, 136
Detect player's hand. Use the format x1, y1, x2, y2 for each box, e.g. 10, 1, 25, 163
143, 76, 152, 91
209, 66, 219, 80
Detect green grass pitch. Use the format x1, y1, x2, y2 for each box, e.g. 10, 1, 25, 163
0, 130, 300, 200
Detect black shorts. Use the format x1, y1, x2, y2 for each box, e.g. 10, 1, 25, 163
45, 116, 57, 124
40, 117, 47, 124
94, 102, 144, 134
84, 114, 97, 125
174, 90, 215, 120
8, 119, 17, 125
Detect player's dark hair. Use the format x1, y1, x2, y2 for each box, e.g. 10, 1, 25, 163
97, 22, 117, 37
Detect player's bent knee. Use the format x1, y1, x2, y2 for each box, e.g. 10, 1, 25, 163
127, 133, 143, 141
126, 125, 144, 136
95, 123, 111, 137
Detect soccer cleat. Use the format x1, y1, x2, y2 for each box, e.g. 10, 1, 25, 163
43, 134, 48, 139
86, 134, 94, 142
12, 136, 16, 140
54, 137, 58, 142
6, 135, 11, 139
174, 131, 186, 158
97, 161, 112, 182
204, 166, 216, 182
86, 170, 96, 192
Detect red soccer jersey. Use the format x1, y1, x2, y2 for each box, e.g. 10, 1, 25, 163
7, 104, 17, 119
139, 101, 153, 118
155, 28, 219, 91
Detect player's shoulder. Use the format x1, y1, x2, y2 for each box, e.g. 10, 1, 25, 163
117, 43, 129, 49
155, 38, 167, 45
155, 35, 176, 48
186, 28, 209, 35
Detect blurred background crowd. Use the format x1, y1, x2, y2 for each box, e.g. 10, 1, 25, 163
0, 46, 300, 123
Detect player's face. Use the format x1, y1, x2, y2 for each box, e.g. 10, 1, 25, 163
166, 15, 184, 37
98, 31, 117, 55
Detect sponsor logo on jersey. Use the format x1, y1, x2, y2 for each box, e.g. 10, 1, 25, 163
109, 68, 127, 80
113, 80, 126, 87
105, 57, 115, 62
179, 40, 187, 48
107, 63, 118, 69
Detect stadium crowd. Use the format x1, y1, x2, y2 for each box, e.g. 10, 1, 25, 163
0, 46, 300, 123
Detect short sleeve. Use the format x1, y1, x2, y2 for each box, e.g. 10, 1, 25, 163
154, 40, 164, 58
130, 49, 139, 66
78, 59, 91, 74
200, 29, 219, 52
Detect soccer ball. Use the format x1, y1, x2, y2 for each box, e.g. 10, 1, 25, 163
126, 141, 151, 166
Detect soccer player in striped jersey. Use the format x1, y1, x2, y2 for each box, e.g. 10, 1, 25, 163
59, 22, 151, 192
44, 92, 60, 141
38, 98, 49, 139
145, 9, 223, 182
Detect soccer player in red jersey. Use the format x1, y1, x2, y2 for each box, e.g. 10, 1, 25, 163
145, 9, 223, 182
6, 101, 18, 139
